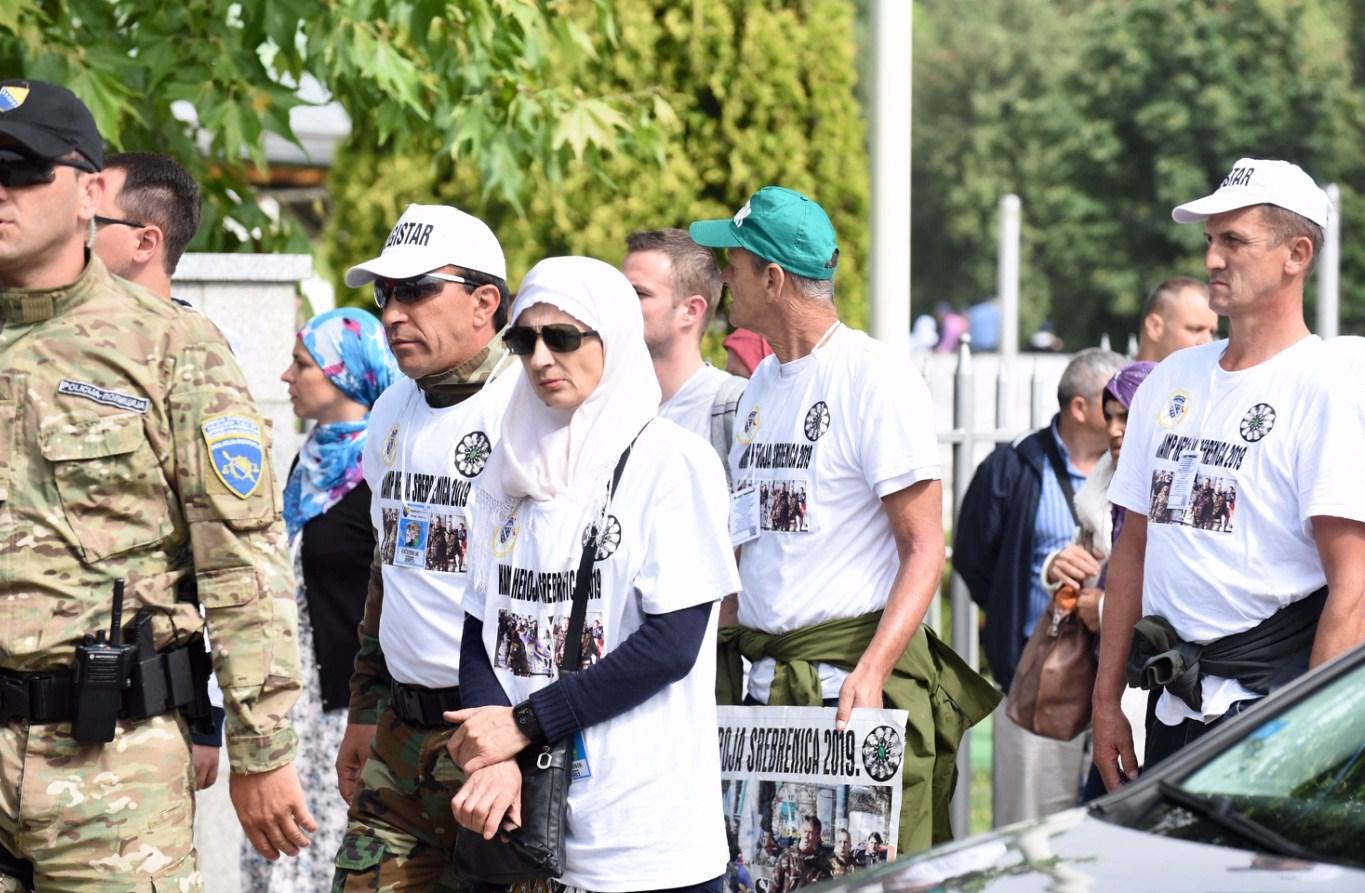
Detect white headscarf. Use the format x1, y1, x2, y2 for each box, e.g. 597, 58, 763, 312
471, 257, 660, 591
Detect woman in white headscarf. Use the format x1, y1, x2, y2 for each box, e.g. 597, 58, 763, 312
446, 256, 739, 892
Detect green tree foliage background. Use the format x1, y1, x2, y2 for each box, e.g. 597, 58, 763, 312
0, 0, 672, 254
914, 0, 1365, 345
324, 0, 872, 336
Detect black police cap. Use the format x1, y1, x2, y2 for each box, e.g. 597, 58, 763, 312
0, 79, 104, 170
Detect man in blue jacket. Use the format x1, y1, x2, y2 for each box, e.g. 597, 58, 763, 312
955, 348, 1123, 826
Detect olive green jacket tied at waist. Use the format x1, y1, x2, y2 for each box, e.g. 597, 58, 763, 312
717, 613, 1000, 855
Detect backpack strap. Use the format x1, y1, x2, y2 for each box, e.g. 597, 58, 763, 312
708, 375, 747, 487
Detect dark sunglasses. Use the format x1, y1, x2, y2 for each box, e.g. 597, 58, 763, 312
94, 214, 147, 229
504, 324, 601, 356
373, 272, 471, 309
0, 158, 96, 188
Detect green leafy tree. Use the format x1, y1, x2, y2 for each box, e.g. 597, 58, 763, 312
913, 0, 1365, 345
912, 0, 1093, 341
0, 0, 669, 253
325, 0, 872, 340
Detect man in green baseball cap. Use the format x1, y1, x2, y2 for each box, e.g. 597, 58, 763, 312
693, 187, 999, 857
688, 186, 840, 351
689, 185, 840, 281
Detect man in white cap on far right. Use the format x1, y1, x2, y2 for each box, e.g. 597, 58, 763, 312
1092, 159, 1365, 792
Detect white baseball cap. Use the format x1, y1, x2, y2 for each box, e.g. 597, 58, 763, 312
1171, 158, 1331, 228
345, 203, 507, 286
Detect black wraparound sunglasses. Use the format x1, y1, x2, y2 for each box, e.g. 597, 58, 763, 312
373, 272, 472, 309
0, 158, 97, 188
95, 214, 147, 229
504, 324, 601, 355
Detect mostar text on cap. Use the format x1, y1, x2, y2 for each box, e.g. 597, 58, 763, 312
385, 221, 435, 249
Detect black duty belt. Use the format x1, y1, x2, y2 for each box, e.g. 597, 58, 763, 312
0, 638, 206, 726
389, 679, 461, 727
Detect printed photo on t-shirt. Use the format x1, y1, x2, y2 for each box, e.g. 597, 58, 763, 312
759, 480, 809, 533
495, 609, 557, 677
1150, 469, 1237, 532
381, 506, 468, 572
493, 608, 605, 677
552, 612, 605, 670
423, 514, 469, 572
380, 508, 399, 566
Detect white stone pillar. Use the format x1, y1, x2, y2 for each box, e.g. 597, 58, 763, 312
173, 253, 312, 489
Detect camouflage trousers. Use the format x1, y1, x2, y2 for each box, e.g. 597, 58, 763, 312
0, 714, 202, 892
333, 709, 471, 892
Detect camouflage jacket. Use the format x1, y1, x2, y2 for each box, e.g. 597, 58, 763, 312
0, 256, 300, 774
347, 341, 507, 724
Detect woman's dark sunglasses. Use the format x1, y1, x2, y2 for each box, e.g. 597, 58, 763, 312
373, 272, 471, 309
504, 324, 601, 355
0, 158, 97, 188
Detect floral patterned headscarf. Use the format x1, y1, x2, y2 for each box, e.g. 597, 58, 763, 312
283, 308, 397, 540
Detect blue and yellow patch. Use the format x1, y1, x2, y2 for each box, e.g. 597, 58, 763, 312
0, 85, 30, 112
1158, 389, 1191, 429
202, 414, 264, 499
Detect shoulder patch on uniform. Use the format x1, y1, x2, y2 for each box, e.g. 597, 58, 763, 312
202, 414, 264, 499
58, 379, 151, 414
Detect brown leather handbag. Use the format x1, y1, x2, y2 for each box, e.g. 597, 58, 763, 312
1006, 586, 1097, 740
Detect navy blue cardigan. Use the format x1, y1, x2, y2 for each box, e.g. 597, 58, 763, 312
953, 420, 1055, 693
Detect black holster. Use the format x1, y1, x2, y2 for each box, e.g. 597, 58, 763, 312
0, 840, 33, 891
124, 611, 212, 726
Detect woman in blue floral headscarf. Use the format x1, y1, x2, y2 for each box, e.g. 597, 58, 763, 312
243, 307, 396, 893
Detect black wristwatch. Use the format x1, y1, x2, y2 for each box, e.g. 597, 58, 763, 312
512, 700, 544, 744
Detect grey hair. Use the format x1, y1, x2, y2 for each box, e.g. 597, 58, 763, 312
1258, 204, 1324, 274
790, 271, 834, 303
748, 252, 835, 303
1057, 348, 1126, 409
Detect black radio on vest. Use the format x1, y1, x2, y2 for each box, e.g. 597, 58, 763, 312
71, 578, 135, 743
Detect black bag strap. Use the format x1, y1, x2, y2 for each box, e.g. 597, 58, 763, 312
1039, 429, 1080, 527
559, 424, 647, 673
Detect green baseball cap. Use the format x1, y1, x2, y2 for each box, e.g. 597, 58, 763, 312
689, 186, 840, 280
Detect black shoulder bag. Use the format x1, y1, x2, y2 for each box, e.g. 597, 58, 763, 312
454, 434, 640, 883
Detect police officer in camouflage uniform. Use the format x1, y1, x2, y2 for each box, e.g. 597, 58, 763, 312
0, 79, 313, 892
332, 204, 514, 891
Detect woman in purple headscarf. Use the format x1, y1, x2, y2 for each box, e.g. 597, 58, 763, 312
1040, 360, 1156, 803
1100, 362, 1157, 547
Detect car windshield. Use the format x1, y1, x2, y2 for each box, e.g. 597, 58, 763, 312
1137, 660, 1365, 868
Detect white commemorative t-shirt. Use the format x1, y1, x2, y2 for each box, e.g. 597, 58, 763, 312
363, 368, 517, 688
465, 420, 738, 891
1110, 335, 1365, 725
730, 325, 942, 702
659, 362, 745, 440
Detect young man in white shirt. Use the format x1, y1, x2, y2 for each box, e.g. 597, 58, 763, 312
622, 228, 746, 473
331, 203, 518, 889
1094, 158, 1365, 791
690, 187, 999, 854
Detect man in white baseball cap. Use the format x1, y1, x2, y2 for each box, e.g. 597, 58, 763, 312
1170, 157, 1333, 229
1092, 158, 1365, 793
333, 203, 520, 889
344, 203, 510, 380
